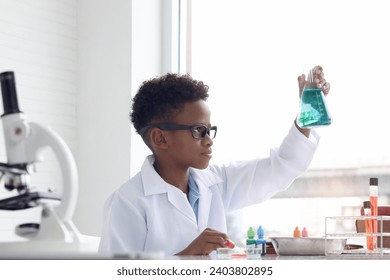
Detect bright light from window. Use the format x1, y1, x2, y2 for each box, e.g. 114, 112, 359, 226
190, 0, 390, 240
191, 0, 390, 170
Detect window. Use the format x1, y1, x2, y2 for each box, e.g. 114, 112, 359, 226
188, 0, 390, 244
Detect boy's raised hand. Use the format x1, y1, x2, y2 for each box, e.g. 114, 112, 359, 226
297, 65, 330, 98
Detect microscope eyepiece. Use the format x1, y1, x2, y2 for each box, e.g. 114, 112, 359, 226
0, 71, 21, 116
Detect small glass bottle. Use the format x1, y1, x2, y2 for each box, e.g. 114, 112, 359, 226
293, 226, 301, 238
301, 227, 309, 237
255, 226, 266, 256
246, 227, 256, 254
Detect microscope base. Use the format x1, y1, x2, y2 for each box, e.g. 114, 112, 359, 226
0, 207, 99, 257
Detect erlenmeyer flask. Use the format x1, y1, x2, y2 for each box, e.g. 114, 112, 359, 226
297, 65, 332, 128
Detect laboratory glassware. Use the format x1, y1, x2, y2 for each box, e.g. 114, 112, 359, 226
297, 65, 332, 128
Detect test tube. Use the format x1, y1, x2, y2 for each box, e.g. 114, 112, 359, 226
363, 201, 375, 250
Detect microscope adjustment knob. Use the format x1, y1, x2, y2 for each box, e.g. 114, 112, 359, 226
8, 119, 30, 143
15, 223, 40, 238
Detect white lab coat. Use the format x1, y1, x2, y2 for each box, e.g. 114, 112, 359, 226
98, 124, 319, 256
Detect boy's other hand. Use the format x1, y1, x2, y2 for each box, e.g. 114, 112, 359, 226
176, 227, 228, 255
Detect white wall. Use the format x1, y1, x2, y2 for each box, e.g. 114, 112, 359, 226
76, 0, 133, 236
76, 0, 169, 236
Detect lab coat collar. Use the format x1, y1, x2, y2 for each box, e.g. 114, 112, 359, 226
140, 155, 223, 227
141, 155, 171, 196
141, 155, 223, 196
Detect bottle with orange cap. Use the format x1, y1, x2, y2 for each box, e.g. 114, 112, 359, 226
293, 226, 301, 238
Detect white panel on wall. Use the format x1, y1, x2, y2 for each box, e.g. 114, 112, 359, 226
0, 0, 78, 238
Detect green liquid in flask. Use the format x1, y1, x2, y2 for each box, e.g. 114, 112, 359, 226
297, 88, 332, 128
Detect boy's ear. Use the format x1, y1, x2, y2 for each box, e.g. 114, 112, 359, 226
150, 128, 168, 149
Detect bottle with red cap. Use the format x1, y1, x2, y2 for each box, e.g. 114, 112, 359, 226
302, 227, 309, 237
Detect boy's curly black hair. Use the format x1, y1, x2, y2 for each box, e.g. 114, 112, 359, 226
130, 73, 209, 135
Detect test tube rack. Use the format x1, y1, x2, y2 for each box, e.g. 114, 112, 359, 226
325, 215, 390, 257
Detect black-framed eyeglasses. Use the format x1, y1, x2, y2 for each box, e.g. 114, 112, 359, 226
138, 123, 217, 140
